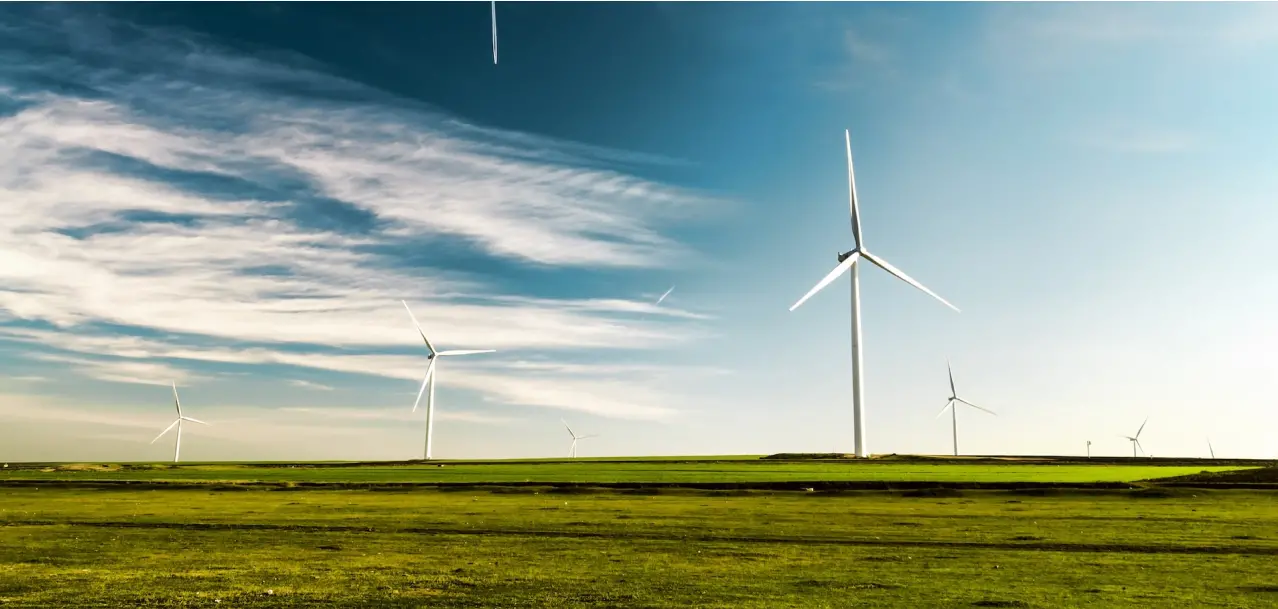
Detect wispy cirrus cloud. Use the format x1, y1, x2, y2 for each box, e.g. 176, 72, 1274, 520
0, 326, 707, 421
287, 379, 334, 392
4, 375, 48, 383
1066, 125, 1199, 155
29, 352, 203, 387
0, 5, 725, 445
813, 25, 902, 91
981, 4, 1278, 71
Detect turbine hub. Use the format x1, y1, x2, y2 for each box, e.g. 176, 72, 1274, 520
837, 250, 856, 263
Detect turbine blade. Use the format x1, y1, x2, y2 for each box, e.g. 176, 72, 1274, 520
412, 360, 436, 413
150, 420, 179, 444
656, 285, 675, 305
860, 251, 960, 312
579, 434, 599, 439
845, 129, 863, 249
172, 381, 182, 417
491, 0, 498, 65
562, 419, 577, 439
1208, 437, 1215, 459
401, 300, 437, 354
437, 349, 497, 356
946, 358, 956, 397
956, 398, 996, 416
1135, 416, 1148, 439
181, 417, 209, 425
935, 399, 954, 419
789, 251, 859, 312
1135, 439, 1145, 455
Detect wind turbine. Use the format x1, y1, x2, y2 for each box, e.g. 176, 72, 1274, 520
562, 419, 597, 459
934, 359, 996, 456
656, 285, 675, 305
491, 0, 498, 64
1121, 417, 1149, 458
149, 382, 209, 463
1086, 440, 1092, 458
789, 129, 960, 458
402, 300, 496, 460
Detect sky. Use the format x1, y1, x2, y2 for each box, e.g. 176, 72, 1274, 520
2, 2, 1277, 462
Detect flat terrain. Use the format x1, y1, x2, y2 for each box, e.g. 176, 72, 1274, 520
0, 460, 1252, 485
1, 458, 1275, 607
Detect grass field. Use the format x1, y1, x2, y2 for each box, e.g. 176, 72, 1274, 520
0, 460, 1253, 485
2, 457, 1276, 607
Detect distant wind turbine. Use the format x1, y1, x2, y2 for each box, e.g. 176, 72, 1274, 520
1121, 417, 1149, 458
403, 300, 496, 460
1207, 436, 1216, 459
149, 382, 209, 463
491, 0, 498, 64
934, 359, 996, 456
562, 419, 597, 459
656, 285, 675, 305
789, 130, 960, 458
1086, 440, 1091, 459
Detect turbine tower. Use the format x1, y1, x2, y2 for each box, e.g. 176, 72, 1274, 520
934, 359, 996, 456
491, 0, 498, 64
789, 129, 960, 458
403, 300, 496, 460
1086, 440, 1091, 459
562, 419, 597, 459
1121, 417, 1149, 458
149, 382, 209, 463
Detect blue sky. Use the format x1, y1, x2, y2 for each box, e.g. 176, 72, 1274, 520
2, 3, 1276, 461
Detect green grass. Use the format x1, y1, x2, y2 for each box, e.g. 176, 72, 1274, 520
0, 461, 1251, 484
2, 486, 1277, 607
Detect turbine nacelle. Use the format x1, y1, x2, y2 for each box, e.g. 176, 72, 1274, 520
791, 247, 959, 313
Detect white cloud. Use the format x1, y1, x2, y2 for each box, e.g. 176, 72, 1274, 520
0, 314, 713, 422
1067, 127, 1198, 155
287, 379, 334, 392
4, 375, 47, 382
278, 406, 516, 426
843, 28, 892, 66
982, 4, 1278, 70
0, 10, 725, 431
813, 25, 902, 92
30, 352, 202, 387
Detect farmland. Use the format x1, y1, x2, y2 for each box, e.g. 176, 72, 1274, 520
1, 457, 1276, 607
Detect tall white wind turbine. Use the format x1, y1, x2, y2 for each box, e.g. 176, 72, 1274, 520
1086, 440, 1092, 458
1122, 417, 1149, 458
403, 300, 497, 460
562, 419, 597, 459
934, 359, 996, 456
789, 129, 960, 458
149, 382, 209, 463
